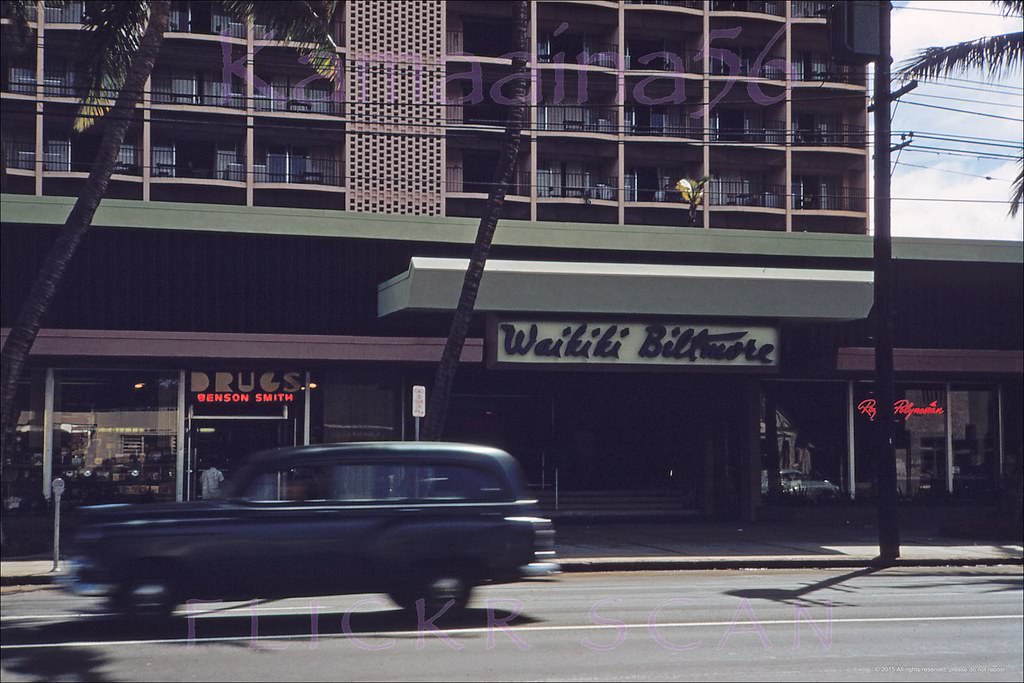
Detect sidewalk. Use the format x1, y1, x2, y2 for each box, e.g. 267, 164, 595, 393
3, 518, 1021, 586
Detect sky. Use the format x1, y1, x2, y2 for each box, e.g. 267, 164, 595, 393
885, 0, 1023, 241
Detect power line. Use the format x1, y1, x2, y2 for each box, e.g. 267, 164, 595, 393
891, 161, 1011, 181
898, 99, 1024, 122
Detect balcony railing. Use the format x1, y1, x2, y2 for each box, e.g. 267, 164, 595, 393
537, 105, 618, 133
3, 138, 35, 170
537, 171, 618, 200
709, 54, 787, 80
790, 1, 832, 18
625, 0, 704, 8
711, 120, 786, 144
44, 1, 84, 24
537, 41, 619, 68
6, 66, 36, 94
253, 157, 344, 186
447, 167, 530, 195
447, 29, 463, 54
792, 59, 866, 85
624, 48, 699, 73
793, 189, 866, 212
791, 124, 867, 148
709, 180, 786, 208
43, 73, 82, 98
624, 175, 695, 203
253, 89, 342, 115
710, 0, 785, 15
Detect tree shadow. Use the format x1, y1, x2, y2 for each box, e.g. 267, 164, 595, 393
725, 567, 882, 608
1, 647, 112, 682
725, 566, 1024, 607
1, 598, 541, 650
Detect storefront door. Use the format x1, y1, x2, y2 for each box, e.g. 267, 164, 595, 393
186, 415, 296, 500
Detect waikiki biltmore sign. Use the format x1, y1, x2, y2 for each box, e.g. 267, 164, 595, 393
488, 320, 779, 370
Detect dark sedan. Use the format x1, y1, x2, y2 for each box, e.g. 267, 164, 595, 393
60, 442, 559, 618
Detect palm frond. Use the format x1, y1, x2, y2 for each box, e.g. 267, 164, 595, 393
994, 0, 1023, 18
897, 31, 1023, 80
1010, 155, 1023, 217
73, 2, 152, 131
219, 1, 341, 83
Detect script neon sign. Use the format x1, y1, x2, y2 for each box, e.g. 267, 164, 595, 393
857, 399, 944, 421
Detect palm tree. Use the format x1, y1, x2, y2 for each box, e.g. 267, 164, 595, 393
676, 175, 711, 226
421, 1, 531, 440
896, 0, 1023, 216
0, 1, 340, 477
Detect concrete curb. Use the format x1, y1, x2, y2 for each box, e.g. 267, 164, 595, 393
558, 557, 1024, 572
4, 556, 1022, 587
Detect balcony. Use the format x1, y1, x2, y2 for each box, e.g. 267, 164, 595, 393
709, 179, 786, 208
790, 1, 832, 18
151, 142, 245, 180
624, 42, 699, 73
446, 101, 515, 127
5, 66, 36, 95
446, 166, 530, 196
537, 37, 619, 69
710, 0, 784, 16
152, 73, 245, 109
169, 3, 246, 38
791, 123, 867, 148
537, 105, 618, 134
625, 0, 704, 8
44, 1, 84, 24
537, 170, 617, 201
253, 156, 344, 186
793, 188, 866, 212
792, 58, 866, 85
709, 52, 787, 80
625, 106, 701, 138
624, 171, 693, 203
1, 1, 38, 20
711, 120, 786, 144
43, 71, 83, 98
253, 83, 342, 115
3, 137, 35, 170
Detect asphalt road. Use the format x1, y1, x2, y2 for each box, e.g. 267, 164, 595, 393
2, 567, 1022, 682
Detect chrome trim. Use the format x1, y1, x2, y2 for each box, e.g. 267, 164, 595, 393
520, 562, 562, 577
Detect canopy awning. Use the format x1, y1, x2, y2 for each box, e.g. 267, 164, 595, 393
378, 258, 874, 321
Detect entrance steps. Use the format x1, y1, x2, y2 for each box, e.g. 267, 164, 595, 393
534, 489, 700, 521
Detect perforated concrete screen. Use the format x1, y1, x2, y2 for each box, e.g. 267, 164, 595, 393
346, 0, 445, 216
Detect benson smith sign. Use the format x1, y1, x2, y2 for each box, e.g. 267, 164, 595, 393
489, 321, 778, 370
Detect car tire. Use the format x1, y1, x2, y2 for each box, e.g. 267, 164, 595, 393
115, 564, 178, 620
389, 566, 473, 616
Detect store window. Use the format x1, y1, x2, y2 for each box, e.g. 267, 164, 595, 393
949, 387, 999, 499
2, 370, 47, 514
761, 382, 848, 503
52, 370, 179, 506
319, 370, 400, 443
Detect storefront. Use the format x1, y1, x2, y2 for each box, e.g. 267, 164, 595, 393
2, 223, 1020, 521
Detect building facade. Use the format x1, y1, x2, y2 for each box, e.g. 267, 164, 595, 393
2, 1, 1020, 520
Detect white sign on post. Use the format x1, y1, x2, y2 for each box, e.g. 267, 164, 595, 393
412, 385, 426, 418
412, 385, 426, 442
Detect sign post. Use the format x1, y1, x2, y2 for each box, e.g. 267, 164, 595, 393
412, 385, 426, 441
51, 478, 65, 572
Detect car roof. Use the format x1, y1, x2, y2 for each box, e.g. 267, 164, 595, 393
234, 440, 518, 479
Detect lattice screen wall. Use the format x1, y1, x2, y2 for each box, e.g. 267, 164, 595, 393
346, 0, 445, 215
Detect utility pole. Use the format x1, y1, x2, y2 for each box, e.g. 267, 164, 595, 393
829, 0, 900, 560
872, 1, 900, 561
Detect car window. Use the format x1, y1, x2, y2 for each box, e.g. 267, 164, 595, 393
326, 463, 412, 502
241, 465, 330, 502
413, 464, 506, 502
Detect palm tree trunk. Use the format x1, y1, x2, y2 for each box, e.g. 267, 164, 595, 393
421, 1, 531, 441
0, 2, 171, 470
